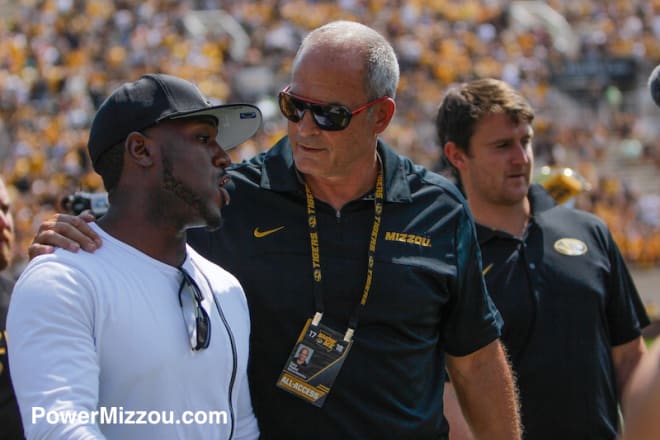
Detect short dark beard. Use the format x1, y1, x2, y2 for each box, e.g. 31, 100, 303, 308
157, 152, 223, 231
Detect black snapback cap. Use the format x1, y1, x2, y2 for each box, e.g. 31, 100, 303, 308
88, 73, 262, 169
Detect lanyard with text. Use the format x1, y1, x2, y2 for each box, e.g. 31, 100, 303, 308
276, 166, 384, 407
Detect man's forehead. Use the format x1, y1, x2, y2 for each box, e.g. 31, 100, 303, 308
473, 113, 533, 145
478, 112, 531, 130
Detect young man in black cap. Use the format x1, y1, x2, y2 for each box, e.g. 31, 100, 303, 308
7, 74, 262, 439
437, 78, 649, 439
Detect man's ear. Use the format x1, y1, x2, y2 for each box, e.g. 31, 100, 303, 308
373, 97, 396, 135
443, 141, 467, 172
125, 131, 155, 167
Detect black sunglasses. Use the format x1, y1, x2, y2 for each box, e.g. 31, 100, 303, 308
278, 85, 389, 131
177, 267, 211, 351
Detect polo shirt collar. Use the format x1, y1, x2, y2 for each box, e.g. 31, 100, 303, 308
528, 183, 556, 215
476, 183, 556, 243
256, 136, 412, 203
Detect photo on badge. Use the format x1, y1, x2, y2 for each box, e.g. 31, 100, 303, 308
287, 344, 315, 378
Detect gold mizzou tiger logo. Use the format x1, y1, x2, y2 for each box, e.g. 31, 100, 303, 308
553, 238, 588, 256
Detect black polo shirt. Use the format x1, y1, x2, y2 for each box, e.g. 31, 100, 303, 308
477, 184, 649, 440
189, 136, 502, 439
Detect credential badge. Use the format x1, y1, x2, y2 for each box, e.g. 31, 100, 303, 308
553, 238, 588, 256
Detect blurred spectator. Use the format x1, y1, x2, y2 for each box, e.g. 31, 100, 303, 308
0, 175, 24, 439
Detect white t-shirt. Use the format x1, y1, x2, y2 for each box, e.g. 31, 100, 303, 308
7, 223, 258, 439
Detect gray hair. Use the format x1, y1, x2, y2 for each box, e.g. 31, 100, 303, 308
293, 21, 400, 100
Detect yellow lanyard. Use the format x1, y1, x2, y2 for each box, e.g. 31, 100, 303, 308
303, 168, 384, 342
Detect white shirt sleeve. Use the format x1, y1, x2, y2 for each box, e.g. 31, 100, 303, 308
232, 364, 259, 440
7, 259, 106, 439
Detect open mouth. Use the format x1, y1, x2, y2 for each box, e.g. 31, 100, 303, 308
218, 174, 231, 187
218, 175, 231, 206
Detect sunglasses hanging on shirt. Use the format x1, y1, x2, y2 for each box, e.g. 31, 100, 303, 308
177, 267, 211, 351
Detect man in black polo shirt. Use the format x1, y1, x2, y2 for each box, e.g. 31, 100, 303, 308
186, 22, 520, 439
436, 78, 650, 439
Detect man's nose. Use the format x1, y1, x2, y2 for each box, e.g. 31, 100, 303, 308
511, 142, 531, 164
213, 143, 232, 169
295, 109, 321, 134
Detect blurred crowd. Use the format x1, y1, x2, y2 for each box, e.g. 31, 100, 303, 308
0, 0, 659, 275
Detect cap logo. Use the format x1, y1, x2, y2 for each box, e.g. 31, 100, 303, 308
240, 111, 258, 119
553, 238, 588, 256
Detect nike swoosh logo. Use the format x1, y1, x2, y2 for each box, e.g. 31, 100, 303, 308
482, 263, 494, 276
253, 226, 285, 238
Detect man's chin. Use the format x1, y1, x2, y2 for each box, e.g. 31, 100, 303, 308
202, 209, 224, 232
508, 180, 530, 198
183, 211, 223, 232
499, 187, 528, 206
204, 217, 224, 232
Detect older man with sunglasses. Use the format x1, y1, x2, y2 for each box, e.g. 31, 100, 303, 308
8, 74, 261, 439
29, 22, 520, 439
